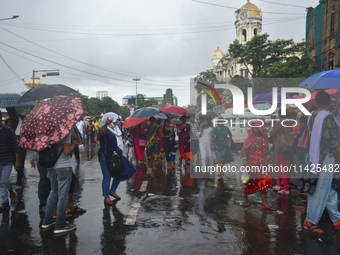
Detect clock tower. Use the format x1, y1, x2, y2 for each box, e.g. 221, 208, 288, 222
235, 0, 262, 44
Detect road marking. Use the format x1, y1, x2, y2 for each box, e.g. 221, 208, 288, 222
125, 203, 141, 225
139, 181, 148, 192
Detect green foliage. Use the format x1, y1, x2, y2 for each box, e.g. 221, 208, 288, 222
228, 33, 315, 79
134, 94, 158, 108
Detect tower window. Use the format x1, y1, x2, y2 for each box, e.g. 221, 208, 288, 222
242, 29, 247, 42
331, 13, 335, 35
254, 28, 258, 36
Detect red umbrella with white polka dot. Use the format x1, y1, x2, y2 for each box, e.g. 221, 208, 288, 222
19, 96, 84, 152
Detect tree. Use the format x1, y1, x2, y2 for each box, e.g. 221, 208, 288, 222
135, 94, 158, 108
228, 33, 314, 79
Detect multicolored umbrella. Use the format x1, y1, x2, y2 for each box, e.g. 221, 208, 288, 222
130, 107, 160, 119
154, 113, 167, 119
160, 105, 189, 116
0, 93, 37, 108
19, 96, 83, 151
122, 117, 147, 128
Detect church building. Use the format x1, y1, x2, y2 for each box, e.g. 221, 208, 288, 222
212, 0, 262, 83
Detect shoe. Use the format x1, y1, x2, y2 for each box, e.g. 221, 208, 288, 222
41, 220, 56, 229
277, 190, 290, 196
15, 186, 22, 191
272, 186, 281, 191
54, 223, 76, 234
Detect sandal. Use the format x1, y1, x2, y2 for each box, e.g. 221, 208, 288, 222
277, 190, 290, 196
109, 192, 121, 200
303, 220, 324, 234
242, 201, 248, 207
104, 198, 115, 206
67, 206, 86, 215
272, 186, 281, 191
0, 203, 10, 212
333, 221, 340, 230
262, 206, 276, 211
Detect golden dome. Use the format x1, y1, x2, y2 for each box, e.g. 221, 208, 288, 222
213, 46, 224, 57
240, 0, 261, 16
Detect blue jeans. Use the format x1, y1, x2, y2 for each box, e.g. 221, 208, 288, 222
43, 167, 72, 228
307, 154, 340, 225
0, 165, 13, 204
99, 154, 120, 197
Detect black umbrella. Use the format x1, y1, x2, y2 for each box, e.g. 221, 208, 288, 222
18, 84, 77, 103
130, 107, 160, 118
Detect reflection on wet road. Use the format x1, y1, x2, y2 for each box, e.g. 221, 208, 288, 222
1, 150, 340, 254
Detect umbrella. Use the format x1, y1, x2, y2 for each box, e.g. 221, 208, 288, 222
254, 104, 271, 110
130, 107, 160, 119
253, 92, 294, 103
196, 110, 219, 118
19, 96, 84, 151
160, 105, 189, 116
122, 117, 147, 128
171, 118, 181, 125
154, 113, 168, 119
298, 68, 340, 89
18, 84, 77, 103
0, 93, 37, 108
302, 89, 338, 110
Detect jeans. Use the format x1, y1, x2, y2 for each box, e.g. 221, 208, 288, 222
306, 153, 340, 225
99, 154, 120, 197
0, 165, 12, 204
43, 167, 72, 228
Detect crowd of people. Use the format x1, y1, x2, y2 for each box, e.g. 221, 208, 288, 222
1, 90, 340, 236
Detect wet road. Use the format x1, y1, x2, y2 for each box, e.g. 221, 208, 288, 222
1, 148, 340, 255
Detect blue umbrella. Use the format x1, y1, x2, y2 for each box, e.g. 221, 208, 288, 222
0, 93, 37, 108
298, 68, 340, 89
253, 92, 294, 103
254, 104, 270, 110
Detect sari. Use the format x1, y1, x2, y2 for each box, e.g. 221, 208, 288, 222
242, 122, 271, 196
163, 127, 177, 162
133, 126, 145, 161
178, 123, 193, 161
146, 124, 162, 161
212, 126, 234, 164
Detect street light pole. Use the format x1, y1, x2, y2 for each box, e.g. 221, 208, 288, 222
132, 78, 140, 107
0, 15, 19, 21
32, 69, 60, 88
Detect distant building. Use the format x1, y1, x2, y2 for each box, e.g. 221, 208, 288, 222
306, 0, 340, 71
96, 91, 108, 99
122, 89, 178, 107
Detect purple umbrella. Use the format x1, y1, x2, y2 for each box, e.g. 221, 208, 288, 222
253, 92, 294, 103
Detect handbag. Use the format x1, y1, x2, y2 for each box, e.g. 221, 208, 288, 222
297, 128, 310, 151
104, 136, 121, 177
138, 134, 146, 148
274, 127, 295, 153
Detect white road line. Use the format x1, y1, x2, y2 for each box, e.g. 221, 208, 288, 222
125, 203, 141, 225
139, 181, 148, 192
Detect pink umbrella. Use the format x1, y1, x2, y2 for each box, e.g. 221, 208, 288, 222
302, 89, 338, 110
19, 96, 84, 151
122, 117, 147, 128
160, 105, 189, 116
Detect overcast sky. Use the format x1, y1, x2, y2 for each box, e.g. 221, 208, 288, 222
0, 0, 320, 107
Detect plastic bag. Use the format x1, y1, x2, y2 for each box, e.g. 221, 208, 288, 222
241, 171, 249, 184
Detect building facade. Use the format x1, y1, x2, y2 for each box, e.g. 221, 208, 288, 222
306, 0, 340, 71
213, 0, 262, 83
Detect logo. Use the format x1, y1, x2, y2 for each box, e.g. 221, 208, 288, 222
199, 83, 311, 116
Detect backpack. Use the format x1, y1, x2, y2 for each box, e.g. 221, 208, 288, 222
38, 142, 63, 168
